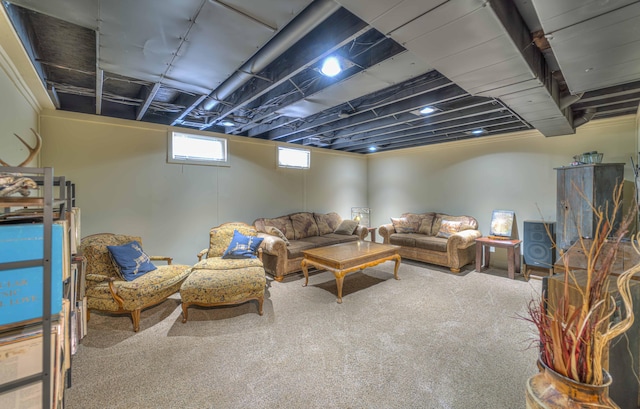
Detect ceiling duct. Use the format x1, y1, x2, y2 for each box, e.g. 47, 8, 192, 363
336, 0, 575, 137
200, 0, 340, 112
559, 92, 584, 110
530, 0, 640, 95
573, 108, 596, 128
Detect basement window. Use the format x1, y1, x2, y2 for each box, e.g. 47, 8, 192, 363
278, 146, 310, 169
168, 131, 228, 166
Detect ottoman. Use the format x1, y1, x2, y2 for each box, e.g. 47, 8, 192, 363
180, 258, 266, 323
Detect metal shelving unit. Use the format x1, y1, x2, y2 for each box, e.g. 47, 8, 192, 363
0, 166, 55, 409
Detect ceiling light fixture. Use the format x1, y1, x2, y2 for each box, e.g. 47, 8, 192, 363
420, 106, 436, 115
220, 120, 235, 127
471, 128, 485, 135
368, 146, 377, 152
320, 56, 342, 77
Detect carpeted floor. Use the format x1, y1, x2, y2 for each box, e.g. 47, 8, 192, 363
65, 261, 542, 409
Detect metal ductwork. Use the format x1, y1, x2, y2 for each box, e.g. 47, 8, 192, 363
336, 0, 576, 137
573, 108, 596, 128
559, 93, 584, 110
200, 0, 340, 112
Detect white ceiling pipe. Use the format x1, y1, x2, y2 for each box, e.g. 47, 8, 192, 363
201, 0, 340, 112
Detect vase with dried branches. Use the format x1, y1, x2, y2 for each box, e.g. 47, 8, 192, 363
524, 183, 640, 408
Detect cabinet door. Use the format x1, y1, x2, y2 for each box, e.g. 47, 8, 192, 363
557, 166, 595, 251
556, 164, 624, 253
592, 164, 624, 235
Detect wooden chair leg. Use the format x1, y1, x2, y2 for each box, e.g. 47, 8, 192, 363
131, 309, 141, 332
181, 303, 189, 323
257, 297, 264, 316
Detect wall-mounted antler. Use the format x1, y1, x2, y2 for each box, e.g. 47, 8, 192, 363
0, 128, 43, 197
0, 128, 42, 167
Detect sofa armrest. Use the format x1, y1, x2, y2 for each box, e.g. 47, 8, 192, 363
256, 232, 287, 256
445, 229, 482, 273
378, 223, 395, 244
354, 225, 369, 240
447, 229, 482, 249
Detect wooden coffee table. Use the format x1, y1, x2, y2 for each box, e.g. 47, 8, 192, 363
301, 241, 401, 303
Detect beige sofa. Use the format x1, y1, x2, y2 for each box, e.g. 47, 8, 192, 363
378, 212, 482, 273
253, 212, 368, 281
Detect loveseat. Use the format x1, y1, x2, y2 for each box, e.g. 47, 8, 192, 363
378, 212, 482, 273
253, 212, 368, 281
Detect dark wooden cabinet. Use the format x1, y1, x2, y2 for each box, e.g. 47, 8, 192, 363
555, 163, 625, 254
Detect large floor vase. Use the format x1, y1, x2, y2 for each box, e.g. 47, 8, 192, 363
525, 359, 619, 409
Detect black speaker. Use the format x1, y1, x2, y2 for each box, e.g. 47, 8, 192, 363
523, 221, 556, 268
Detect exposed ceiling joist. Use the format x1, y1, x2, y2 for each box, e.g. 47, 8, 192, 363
3, 0, 639, 153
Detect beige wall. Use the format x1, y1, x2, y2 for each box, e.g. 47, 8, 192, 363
39, 110, 367, 264
368, 115, 638, 267
0, 8, 52, 165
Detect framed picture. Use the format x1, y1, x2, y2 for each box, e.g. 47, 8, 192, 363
490, 210, 515, 238
351, 207, 370, 228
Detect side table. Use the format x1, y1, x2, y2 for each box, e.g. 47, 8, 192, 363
367, 227, 377, 242
475, 237, 522, 279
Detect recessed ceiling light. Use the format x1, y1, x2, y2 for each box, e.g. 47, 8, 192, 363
320, 56, 342, 77
420, 106, 436, 115
220, 120, 235, 127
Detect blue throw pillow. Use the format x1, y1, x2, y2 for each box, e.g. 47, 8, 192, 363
107, 241, 157, 281
222, 230, 264, 259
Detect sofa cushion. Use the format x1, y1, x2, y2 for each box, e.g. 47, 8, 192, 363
222, 230, 264, 259
290, 212, 319, 239
297, 236, 338, 246
314, 212, 342, 235
402, 212, 435, 232
265, 226, 290, 246
418, 214, 436, 235
389, 233, 424, 247
436, 220, 464, 238
335, 219, 358, 235
431, 214, 447, 236
431, 214, 478, 236
321, 233, 360, 244
415, 236, 448, 252
262, 216, 295, 240
286, 241, 317, 259
107, 241, 157, 281
391, 217, 415, 233
86, 264, 190, 312
193, 256, 264, 270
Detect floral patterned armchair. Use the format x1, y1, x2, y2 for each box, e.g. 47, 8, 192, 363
79, 233, 191, 332
181, 222, 266, 322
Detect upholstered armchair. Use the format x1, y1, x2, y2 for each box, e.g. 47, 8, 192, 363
181, 222, 266, 322
79, 233, 191, 332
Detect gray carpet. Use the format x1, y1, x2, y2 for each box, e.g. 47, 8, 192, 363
65, 261, 542, 409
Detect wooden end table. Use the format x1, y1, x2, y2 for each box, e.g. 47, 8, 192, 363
475, 237, 522, 279
301, 241, 401, 303
367, 227, 377, 242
